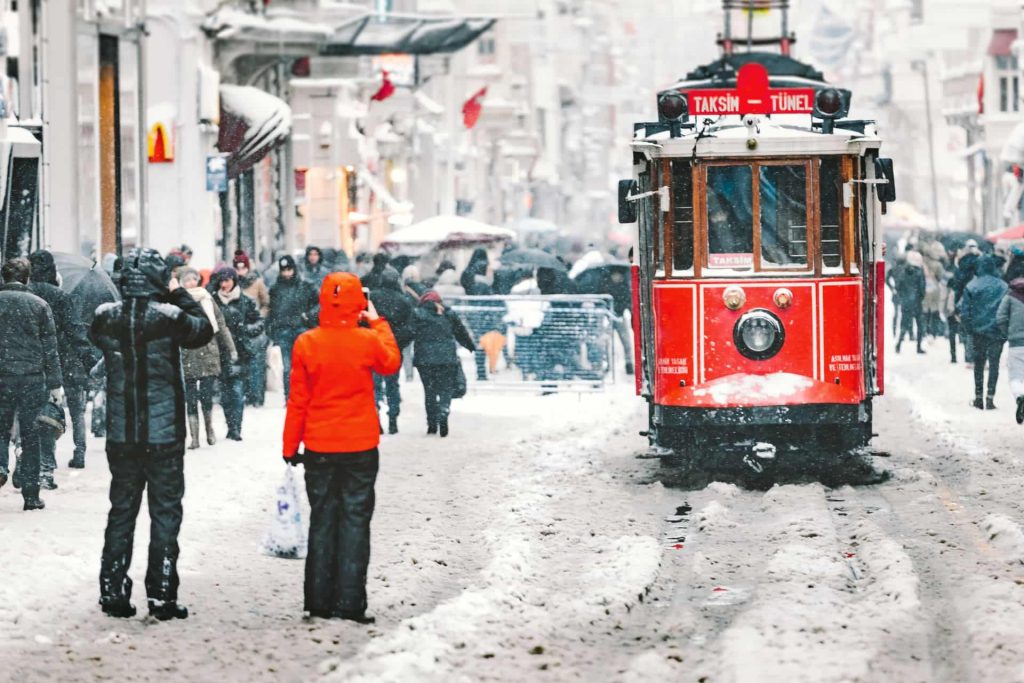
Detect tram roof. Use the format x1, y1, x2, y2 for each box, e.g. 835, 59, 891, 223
631, 117, 882, 159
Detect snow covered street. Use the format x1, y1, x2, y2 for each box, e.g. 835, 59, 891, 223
6, 334, 1024, 682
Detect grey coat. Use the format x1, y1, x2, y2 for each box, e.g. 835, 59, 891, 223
182, 300, 237, 380
997, 294, 1024, 348
91, 288, 213, 455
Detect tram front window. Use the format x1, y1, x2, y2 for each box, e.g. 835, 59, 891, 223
706, 165, 754, 270
759, 165, 808, 268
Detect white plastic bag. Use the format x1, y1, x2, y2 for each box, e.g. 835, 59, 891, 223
261, 466, 307, 559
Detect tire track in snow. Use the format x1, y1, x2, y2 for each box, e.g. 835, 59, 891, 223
323, 398, 662, 682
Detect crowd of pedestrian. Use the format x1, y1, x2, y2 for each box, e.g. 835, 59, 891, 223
0, 238, 632, 625
888, 238, 1024, 423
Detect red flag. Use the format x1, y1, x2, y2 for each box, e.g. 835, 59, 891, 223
370, 69, 395, 102
462, 86, 487, 129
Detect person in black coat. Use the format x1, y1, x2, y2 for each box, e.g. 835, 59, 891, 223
212, 266, 264, 440
369, 269, 414, 434
361, 252, 400, 290
28, 250, 99, 474
0, 257, 63, 510
268, 255, 319, 401
91, 248, 213, 620
410, 291, 475, 437
895, 252, 927, 354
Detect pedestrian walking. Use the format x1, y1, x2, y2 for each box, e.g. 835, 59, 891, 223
282, 272, 401, 622
179, 268, 237, 449
0, 258, 63, 509
301, 246, 330, 289
895, 250, 926, 354
997, 278, 1024, 423
27, 250, 97, 474
211, 266, 263, 441
91, 248, 213, 619
368, 269, 414, 434
233, 250, 271, 407
268, 255, 318, 402
960, 254, 1009, 410
952, 248, 981, 364
360, 252, 399, 290
410, 291, 476, 436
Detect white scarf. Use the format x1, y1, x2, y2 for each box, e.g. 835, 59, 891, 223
187, 286, 219, 333
217, 285, 242, 306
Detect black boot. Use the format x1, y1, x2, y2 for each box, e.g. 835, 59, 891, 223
40, 472, 58, 490
625, 362, 635, 376
388, 416, 398, 435
100, 598, 137, 618
68, 452, 85, 468
972, 396, 984, 410
427, 422, 437, 435
0, 469, 7, 489
148, 600, 189, 621
439, 417, 449, 438
22, 488, 45, 511
1016, 397, 1024, 424
986, 397, 997, 410
336, 611, 375, 624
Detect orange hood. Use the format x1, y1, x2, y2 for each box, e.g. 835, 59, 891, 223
319, 272, 366, 327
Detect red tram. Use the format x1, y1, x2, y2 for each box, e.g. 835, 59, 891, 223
619, 2, 896, 455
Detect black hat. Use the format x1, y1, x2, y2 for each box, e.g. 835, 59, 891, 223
279, 255, 297, 270
119, 248, 171, 298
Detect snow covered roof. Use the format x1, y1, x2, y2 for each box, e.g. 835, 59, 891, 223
217, 85, 291, 178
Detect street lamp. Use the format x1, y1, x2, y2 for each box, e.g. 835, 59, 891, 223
911, 58, 942, 231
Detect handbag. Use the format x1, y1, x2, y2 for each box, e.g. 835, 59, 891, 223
453, 363, 468, 399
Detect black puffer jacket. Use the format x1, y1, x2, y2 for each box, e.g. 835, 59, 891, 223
369, 270, 414, 348
411, 303, 475, 367
0, 283, 63, 389
91, 250, 213, 455
268, 276, 318, 340
28, 281, 97, 386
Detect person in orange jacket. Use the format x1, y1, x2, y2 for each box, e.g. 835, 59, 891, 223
282, 272, 400, 623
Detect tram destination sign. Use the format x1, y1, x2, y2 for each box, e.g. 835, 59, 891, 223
683, 63, 815, 117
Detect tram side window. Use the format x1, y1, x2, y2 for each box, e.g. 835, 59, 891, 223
759, 165, 808, 268
819, 157, 843, 269
671, 160, 693, 272
706, 165, 754, 270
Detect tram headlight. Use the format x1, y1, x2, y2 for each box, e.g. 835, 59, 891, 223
722, 285, 746, 311
734, 310, 785, 361
658, 92, 688, 122
773, 288, 793, 309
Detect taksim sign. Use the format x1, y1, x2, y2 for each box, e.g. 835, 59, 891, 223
684, 63, 815, 116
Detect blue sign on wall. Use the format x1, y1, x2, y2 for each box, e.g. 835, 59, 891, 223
206, 155, 228, 192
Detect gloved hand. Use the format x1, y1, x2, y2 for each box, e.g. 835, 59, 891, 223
283, 453, 302, 467
49, 388, 64, 405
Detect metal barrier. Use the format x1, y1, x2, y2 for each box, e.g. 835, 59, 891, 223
448, 294, 617, 392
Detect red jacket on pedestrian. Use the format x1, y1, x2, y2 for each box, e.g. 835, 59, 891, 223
283, 272, 401, 457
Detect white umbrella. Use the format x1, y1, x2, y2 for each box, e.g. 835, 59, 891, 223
381, 215, 515, 246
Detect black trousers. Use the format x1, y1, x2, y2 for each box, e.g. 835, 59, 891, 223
972, 334, 1005, 399
303, 450, 379, 616
40, 384, 88, 472
373, 370, 401, 419
418, 365, 455, 426
0, 376, 46, 497
184, 376, 216, 416
898, 308, 923, 349
100, 452, 185, 604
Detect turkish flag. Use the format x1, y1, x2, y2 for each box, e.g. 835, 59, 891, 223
370, 69, 395, 102
462, 86, 487, 129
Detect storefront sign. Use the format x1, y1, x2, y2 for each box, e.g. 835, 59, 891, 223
686, 63, 815, 116
206, 155, 228, 192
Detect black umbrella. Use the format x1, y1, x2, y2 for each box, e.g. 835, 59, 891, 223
499, 248, 566, 270
571, 261, 630, 294
52, 252, 120, 325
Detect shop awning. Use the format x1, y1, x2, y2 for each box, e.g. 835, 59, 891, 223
205, 8, 496, 58
322, 15, 496, 56
217, 85, 291, 178
988, 28, 1018, 56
